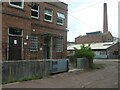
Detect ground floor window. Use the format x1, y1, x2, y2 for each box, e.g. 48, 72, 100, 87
30, 35, 38, 51
55, 38, 63, 52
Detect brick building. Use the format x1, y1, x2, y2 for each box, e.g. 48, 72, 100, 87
67, 42, 119, 59
75, 3, 114, 44
75, 31, 113, 44
2, 1, 68, 60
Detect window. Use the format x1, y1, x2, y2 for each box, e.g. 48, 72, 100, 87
9, 27, 22, 36
30, 35, 38, 51
31, 3, 39, 19
44, 9, 53, 22
55, 38, 63, 52
9, 0, 24, 9
57, 12, 65, 25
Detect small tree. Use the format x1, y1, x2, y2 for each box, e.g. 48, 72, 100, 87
75, 44, 95, 68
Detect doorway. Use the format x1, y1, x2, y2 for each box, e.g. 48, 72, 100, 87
43, 33, 52, 59
8, 28, 22, 60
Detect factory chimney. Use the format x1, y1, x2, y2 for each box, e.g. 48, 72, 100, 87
103, 3, 108, 33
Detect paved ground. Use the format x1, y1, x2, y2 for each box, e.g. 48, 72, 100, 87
3, 59, 119, 88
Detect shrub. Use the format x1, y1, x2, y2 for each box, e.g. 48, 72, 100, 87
74, 44, 95, 68
75, 44, 95, 59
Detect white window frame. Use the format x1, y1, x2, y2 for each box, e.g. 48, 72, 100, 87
57, 12, 65, 25
31, 4, 39, 19
44, 9, 53, 22
9, 0, 24, 9
30, 35, 38, 52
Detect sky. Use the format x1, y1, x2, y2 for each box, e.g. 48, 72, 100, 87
60, 0, 119, 42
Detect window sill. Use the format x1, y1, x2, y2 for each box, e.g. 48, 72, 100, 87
44, 19, 53, 23
30, 50, 38, 52
57, 23, 64, 26
31, 16, 39, 20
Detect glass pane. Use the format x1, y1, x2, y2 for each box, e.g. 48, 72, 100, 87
55, 38, 63, 52
57, 12, 65, 18
45, 9, 52, 15
31, 11, 38, 17
9, 28, 22, 35
10, 2, 22, 7
32, 4, 38, 10
45, 15, 51, 21
30, 35, 38, 51
57, 18, 63, 24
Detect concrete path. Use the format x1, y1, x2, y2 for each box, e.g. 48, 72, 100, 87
3, 59, 119, 88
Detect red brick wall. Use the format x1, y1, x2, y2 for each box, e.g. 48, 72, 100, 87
2, 2, 68, 60
102, 32, 113, 42
75, 35, 103, 44
75, 32, 113, 44
107, 43, 119, 55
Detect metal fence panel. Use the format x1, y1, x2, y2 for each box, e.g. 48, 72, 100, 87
2, 59, 69, 84
77, 58, 89, 69
2, 60, 51, 84
51, 59, 69, 73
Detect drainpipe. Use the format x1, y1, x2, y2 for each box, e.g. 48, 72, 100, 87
60, 35, 63, 59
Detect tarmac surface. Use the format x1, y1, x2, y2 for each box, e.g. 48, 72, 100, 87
2, 59, 119, 88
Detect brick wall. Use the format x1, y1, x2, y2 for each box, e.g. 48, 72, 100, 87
103, 32, 113, 42
107, 42, 119, 55
75, 32, 113, 44
2, 2, 68, 60
75, 35, 103, 44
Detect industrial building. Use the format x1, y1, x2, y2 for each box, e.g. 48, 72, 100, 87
71, 3, 119, 59
75, 3, 114, 44
75, 31, 113, 44
2, 1, 68, 60
67, 42, 119, 59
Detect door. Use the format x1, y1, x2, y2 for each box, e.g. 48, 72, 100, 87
9, 36, 22, 60
43, 34, 52, 59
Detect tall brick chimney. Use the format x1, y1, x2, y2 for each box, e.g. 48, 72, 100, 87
103, 3, 108, 33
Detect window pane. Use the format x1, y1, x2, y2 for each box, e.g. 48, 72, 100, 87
57, 12, 65, 18
57, 12, 65, 25
44, 9, 52, 22
31, 11, 38, 17
10, 2, 22, 7
57, 18, 63, 24
45, 9, 52, 15
45, 15, 51, 21
31, 3, 39, 18
32, 4, 38, 10
30, 35, 38, 51
9, 28, 22, 35
55, 38, 63, 52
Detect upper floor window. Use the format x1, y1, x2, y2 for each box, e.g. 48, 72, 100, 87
9, 0, 24, 9
57, 12, 65, 25
31, 2, 39, 19
44, 9, 53, 22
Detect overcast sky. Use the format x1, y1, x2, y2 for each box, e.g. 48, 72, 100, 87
60, 0, 119, 42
